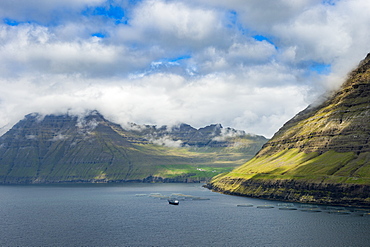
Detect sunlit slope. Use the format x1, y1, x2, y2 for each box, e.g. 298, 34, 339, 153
0, 112, 267, 184
208, 54, 370, 206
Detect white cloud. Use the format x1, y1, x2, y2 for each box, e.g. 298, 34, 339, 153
26, 134, 37, 140
0, 0, 105, 23
0, 24, 153, 77
0, 70, 308, 137
194, 40, 277, 74
0, 0, 369, 139
50, 134, 67, 142
127, 1, 226, 49
192, 0, 322, 31
273, 5, 352, 62
212, 128, 245, 142
149, 136, 183, 148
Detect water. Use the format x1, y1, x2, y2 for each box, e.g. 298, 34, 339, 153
0, 183, 369, 247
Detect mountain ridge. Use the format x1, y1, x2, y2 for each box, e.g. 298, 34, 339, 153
206, 53, 370, 207
0, 111, 267, 184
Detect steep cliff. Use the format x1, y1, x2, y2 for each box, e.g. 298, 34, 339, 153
258, 53, 370, 156
0, 111, 267, 184
207, 54, 370, 207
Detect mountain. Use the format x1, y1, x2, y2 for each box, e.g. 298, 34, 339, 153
0, 111, 267, 184
207, 53, 370, 207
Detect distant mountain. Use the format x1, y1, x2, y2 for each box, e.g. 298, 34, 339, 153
207, 53, 370, 207
0, 111, 267, 184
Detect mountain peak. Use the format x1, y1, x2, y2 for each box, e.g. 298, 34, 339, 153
0, 111, 267, 184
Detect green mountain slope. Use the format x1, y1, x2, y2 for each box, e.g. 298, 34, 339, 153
207, 53, 370, 207
0, 111, 267, 184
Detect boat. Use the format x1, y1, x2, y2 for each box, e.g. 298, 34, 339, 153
168, 199, 179, 205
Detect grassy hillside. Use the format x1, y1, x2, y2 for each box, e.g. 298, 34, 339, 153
0, 112, 267, 184
208, 149, 370, 206
207, 54, 370, 207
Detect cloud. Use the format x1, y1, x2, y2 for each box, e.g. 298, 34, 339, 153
26, 134, 37, 140
50, 134, 67, 142
196, 0, 370, 85
0, 0, 105, 24
0, 0, 369, 138
0, 71, 308, 137
126, 1, 226, 49
0, 23, 154, 78
149, 136, 183, 148
212, 127, 246, 142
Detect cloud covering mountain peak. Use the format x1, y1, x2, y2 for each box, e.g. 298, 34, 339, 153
0, 0, 369, 138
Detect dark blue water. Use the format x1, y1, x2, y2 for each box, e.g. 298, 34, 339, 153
0, 183, 369, 247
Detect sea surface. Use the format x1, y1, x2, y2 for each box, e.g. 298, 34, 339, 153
0, 183, 369, 247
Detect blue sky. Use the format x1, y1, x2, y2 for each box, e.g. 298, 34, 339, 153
0, 0, 369, 138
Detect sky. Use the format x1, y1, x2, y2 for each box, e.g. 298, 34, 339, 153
0, 0, 369, 138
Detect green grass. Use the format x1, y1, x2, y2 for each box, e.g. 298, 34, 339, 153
10, 139, 250, 183
118, 143, 247, 181
212, 148, 370, 186
153, 164, 233, 179
0, 115, 266, 184
209, 149, 370, 206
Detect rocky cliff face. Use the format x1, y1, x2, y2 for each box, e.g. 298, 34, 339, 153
207, 54, 370, 207
258, 53, 370, 156
131, 122, 266, 151
0, 111, 267, 184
